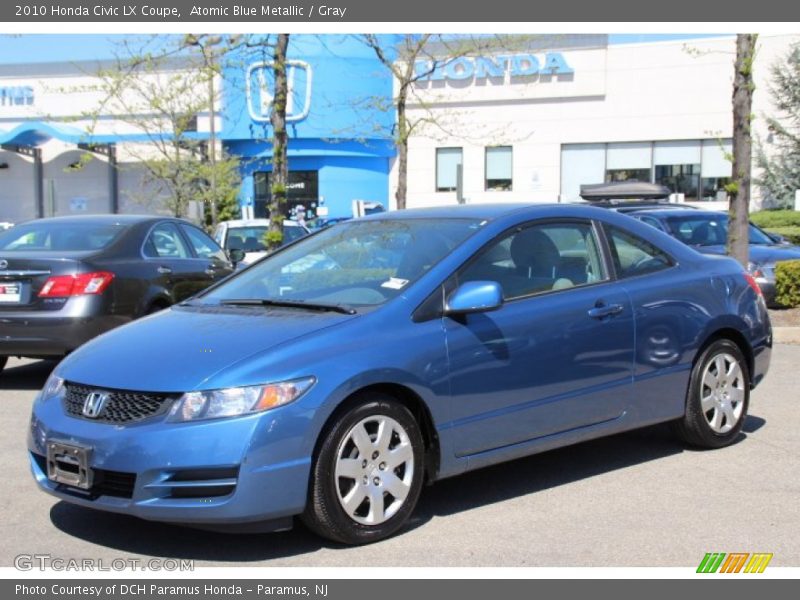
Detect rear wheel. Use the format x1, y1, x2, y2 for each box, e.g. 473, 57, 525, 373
302, 395, 424, 545
673, 339, 750, 448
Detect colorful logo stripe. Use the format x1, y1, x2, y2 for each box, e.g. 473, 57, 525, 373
697, 552, 773, 573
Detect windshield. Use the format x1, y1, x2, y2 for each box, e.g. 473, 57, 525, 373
0, 221, 127, 251
225, 225, 306, 251
200, 218, 484, 308
664, 214, 774, 246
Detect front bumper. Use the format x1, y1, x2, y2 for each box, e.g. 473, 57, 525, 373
28, 398, 312, 526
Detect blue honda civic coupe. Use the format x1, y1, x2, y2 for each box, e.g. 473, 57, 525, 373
28, 204, 771, 544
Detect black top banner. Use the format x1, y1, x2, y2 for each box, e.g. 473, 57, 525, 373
3, 0, 800, 22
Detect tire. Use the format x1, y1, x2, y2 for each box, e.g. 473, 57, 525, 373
673, 339, 750, 449
301, 394, 425, 545
0, 357, 7, 373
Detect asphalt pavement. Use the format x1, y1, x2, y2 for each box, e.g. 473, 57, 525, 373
1, 346, 798, 568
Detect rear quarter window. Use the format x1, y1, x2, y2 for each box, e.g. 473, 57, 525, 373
605, 225, 674, 279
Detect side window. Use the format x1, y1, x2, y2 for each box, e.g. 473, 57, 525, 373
636, 215, 665, 231
605, 226, 673, 279
459, 221, 606, 300
144, 223, 191, 259
180, 224, 227, 261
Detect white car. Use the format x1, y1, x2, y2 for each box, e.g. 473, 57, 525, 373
213, 219, 310, 265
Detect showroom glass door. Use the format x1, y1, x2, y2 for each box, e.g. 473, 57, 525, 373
253, 171, 319, 220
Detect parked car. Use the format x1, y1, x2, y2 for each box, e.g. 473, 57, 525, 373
627, 208, 800, 306
213, 219, 310, 266
29, 204, 771, 544
0, 214, 235, 374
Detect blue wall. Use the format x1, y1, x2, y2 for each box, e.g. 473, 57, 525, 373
220, 35, 397, 218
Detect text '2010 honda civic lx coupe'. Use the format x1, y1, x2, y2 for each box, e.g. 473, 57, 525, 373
28, 204, 771, 544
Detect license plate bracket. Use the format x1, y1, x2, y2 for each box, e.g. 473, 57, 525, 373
46, 440, 93, 490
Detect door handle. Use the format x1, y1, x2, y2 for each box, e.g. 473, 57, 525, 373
588, 303, 623, 319
157, 266, 172, 275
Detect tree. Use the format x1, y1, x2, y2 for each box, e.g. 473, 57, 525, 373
756, 42, 800, 208
361, 34, 529, 210
77, 36, 241, 223
265, 33, 290, 250
727, 34, 758, 267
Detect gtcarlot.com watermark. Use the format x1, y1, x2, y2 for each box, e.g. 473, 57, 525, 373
14, 554, 194, 572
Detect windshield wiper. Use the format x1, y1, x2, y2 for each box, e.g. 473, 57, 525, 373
220, 298, 357, 315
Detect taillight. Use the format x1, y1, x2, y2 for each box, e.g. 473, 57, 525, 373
743, 273, 763, 297
38, 272, 115, 298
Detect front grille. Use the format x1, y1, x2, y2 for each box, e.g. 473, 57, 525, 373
63, 382, 178, 424
32, 452, 136, 499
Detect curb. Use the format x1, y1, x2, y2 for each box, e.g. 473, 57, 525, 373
773, 327, 800, 344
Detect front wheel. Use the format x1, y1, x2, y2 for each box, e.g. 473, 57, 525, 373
673, 339, 750, 449
302, 395, 425, 544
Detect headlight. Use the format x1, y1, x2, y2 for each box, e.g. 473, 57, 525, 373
37, 373, 65, 404
167, 377, 316, 422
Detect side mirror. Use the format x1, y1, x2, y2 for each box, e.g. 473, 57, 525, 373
768, 232, 789, 245
445, 281, 503, 316
228, 248, 246, 264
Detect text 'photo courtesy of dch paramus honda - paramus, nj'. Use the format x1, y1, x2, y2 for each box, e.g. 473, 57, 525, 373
26, 203, 771, 545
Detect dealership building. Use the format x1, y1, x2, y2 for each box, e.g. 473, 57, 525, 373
0, 34, 394, 223
0, 33, 797, 224
399, 33, 800, 212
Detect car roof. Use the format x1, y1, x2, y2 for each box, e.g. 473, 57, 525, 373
629, 208, 726, 218
361, 203, 557, 221
16, 214, 167, 226
222, 219, 300, 227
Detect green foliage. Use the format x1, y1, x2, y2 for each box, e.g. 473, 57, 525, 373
756, 43, 800, 207
78, 36, 243, 222
263, 230, 284, 246
765, 226, 800, 244
750, 210, 800, 228
775, 260, 800, 307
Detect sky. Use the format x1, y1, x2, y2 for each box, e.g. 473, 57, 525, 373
0, 34, 725, 64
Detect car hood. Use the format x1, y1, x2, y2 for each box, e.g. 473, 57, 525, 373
56, 304, 356, 392
693, 244, 800, 264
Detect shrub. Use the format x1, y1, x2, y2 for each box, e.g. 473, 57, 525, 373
765, 226, 800, 245
775, 260, 800, 308
750, 209, 800, 229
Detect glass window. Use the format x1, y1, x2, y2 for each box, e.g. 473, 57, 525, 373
701, 139, 733, 178
485, 146, 512, 191
605, 168, 651, 183
634, 215, 667, 232
144, 223, 191, 259
224, 225, 306, 251
180, 224, 227, 261
0, 222, 126, 252
200, 218, 484, 308
701, 177, 731, 202
254, 171, 319, 219
560, 143, 605, 201
459, 222, 606, 300
655, 164, 701, 201
605, 226, 673, 279
436, 148, 463, 192
663, 214, 774, 247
